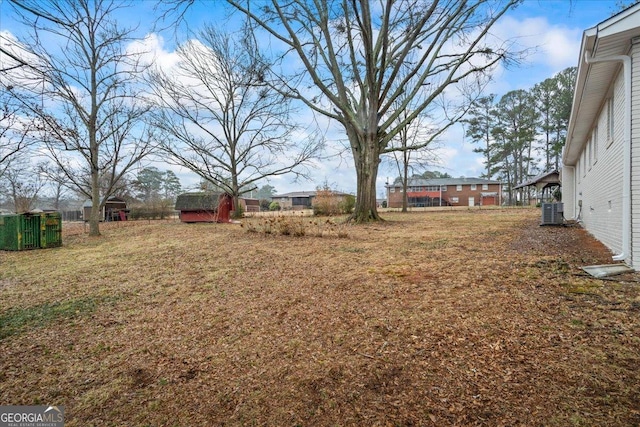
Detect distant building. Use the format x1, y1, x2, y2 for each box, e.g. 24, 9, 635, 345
271, 190, 352, 210
239, 198, 260, 213
175, 192, 234, 223
83, 196, 128, 221
386, 178, 502, 208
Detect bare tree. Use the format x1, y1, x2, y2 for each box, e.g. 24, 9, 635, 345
39, 163, 72, 211
4, 0, 154, 235
0, 157, 45, 212
147, 24, 321, 215
227, 0, 520, 222
0, 93, 34, 179
383, 56, 442, 212
386, 110, 439, 212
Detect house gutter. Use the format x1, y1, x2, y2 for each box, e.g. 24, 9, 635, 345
563, 165, 579, 221
584, 50, 631, 262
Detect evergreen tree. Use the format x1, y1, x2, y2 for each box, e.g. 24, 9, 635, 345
491, 90, 537, 204
162, 170, 182, 202
464, 95, 499, 179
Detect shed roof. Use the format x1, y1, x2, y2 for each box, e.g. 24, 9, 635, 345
513, 170, 560, 190
175, 192, 222, 211
82, 196, 127, 208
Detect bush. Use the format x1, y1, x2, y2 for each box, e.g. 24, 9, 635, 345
339, 195, 355, 214
260, 199, 271, 211
232, 201, 244, 219
313, 188, 341, 216
269, 201, 281, 211
129, 206, 174, 220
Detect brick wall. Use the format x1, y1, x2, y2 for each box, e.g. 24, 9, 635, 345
388, 183, 501, 207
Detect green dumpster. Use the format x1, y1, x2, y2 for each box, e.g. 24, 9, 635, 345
41, 212, 62, 248
0, 212, 62, 251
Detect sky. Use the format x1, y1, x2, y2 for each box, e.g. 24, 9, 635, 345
0, 0, 630, 198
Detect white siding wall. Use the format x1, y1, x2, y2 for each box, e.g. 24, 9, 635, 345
631, 43, 640, 268
575, 69, 625, 257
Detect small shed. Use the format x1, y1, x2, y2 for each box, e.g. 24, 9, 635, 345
83, 196, 129, 222
175, 192, 234, 223
239, 198, 260, 213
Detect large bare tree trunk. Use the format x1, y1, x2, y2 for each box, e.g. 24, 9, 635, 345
89, 165, 101, 236
402, 134, 409, 213
351, 134, 382, 222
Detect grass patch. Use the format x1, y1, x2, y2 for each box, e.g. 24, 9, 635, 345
0, 296, 114, 340
418, 238, 450, 249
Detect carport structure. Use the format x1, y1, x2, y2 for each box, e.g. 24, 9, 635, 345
514, 170, 561, 204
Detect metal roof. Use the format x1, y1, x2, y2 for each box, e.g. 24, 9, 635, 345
174, 192, 222, 210
82, 196, 127, 208
563, 3, 640, 165
513, 170, 560, 190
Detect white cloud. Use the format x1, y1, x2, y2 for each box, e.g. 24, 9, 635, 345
492, 16, 582, 75
0, 30, 46, 91
127, 33, 181, 71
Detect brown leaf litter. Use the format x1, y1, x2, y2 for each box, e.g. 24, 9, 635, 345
0, 208, 638, 426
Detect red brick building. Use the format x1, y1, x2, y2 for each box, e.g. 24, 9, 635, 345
386, 178, 502, 208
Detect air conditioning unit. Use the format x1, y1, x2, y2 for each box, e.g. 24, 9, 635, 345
541, 202, 564, 225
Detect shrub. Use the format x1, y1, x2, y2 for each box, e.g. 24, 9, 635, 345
232, 201, 244, 219
313, 188, 341, 216
275, 217, 292, 235
242, 216, 347, 238
339, 194, 355, 214
259, 199, 271, 211
269, 201, 281, 211
129, 206, 174, 220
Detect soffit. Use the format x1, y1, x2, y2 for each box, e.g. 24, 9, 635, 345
563, 5, 640, 165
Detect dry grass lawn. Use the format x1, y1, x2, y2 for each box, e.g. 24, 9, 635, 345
1, 208, 639, 426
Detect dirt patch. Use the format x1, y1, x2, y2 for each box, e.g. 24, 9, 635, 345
1, 209, 639, 426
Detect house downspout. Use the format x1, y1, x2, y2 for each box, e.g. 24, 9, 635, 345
584, 51, 631, 262
563, 165, 578, 221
